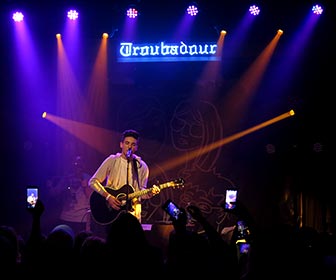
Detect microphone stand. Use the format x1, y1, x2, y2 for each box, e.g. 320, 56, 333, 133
126, 153, 131, 212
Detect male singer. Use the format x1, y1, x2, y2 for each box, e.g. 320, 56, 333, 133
89, 129, 160, 234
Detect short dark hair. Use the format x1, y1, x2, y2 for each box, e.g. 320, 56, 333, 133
121, 129, 140, 142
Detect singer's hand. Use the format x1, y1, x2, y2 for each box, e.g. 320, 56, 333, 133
106, 195, 122, 210
151, 185, 161, 196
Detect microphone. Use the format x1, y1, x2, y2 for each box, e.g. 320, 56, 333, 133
126, 148, 132, 159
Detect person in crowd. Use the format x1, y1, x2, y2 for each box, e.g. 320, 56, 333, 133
164, 205, 215, 278
220, 199, 256, 280
22, 198, 46, 273
187, 204, 239, 279
0, 225, 24, 275
105, 212, 165, 278
73, 230, 93, 258
40, 224, 76, 276
50, 155, 93, 235
77, 234, 108, 276
88, 129, 160, 236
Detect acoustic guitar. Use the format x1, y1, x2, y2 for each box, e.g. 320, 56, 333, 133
90, 178, 184, 225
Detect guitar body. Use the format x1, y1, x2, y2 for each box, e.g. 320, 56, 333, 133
90, 185, 135, 225
90, 178, 184, 225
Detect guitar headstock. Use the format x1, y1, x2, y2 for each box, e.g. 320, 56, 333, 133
171, 178, 185, 189
156, 178, 185, 191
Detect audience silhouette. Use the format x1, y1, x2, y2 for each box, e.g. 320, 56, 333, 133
0, 225, 23, 275
77, 235, 108, 276
105, 211, 165, 279
1, 197, 336, 279
164, 205, 220, 278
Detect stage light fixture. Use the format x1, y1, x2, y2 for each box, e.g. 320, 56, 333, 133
313, 142, 323, 153
186, 4, 198, 16
312, 5, 323, 15
67, 9, 79, 20
12, 11, 24, 22
249, 5, 260, 16
126, 7, 138, 18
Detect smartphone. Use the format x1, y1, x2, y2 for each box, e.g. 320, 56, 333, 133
224, 189, 237, 210
238, 242, 250, 254
162, 199, 182, 220
237, 220, 249, 239
26, 187, 38, 209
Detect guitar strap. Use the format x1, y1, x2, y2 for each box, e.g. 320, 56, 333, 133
132, 158, 142, 222
132, 158, 141, 197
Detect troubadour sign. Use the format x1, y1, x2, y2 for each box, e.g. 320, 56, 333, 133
117, 41, 220, 62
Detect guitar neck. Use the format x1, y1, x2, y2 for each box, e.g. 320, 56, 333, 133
127, 181, 172, 200
128, 188, 152, 200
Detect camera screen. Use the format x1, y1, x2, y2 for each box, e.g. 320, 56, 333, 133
27, 187, 38, 208
164, 200, 181, 220
236, 220, 251, 241
225, 189, 237, 209
239, 243, 250, 254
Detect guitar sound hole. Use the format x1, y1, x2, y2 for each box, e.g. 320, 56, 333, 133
116, 193, 127, 201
